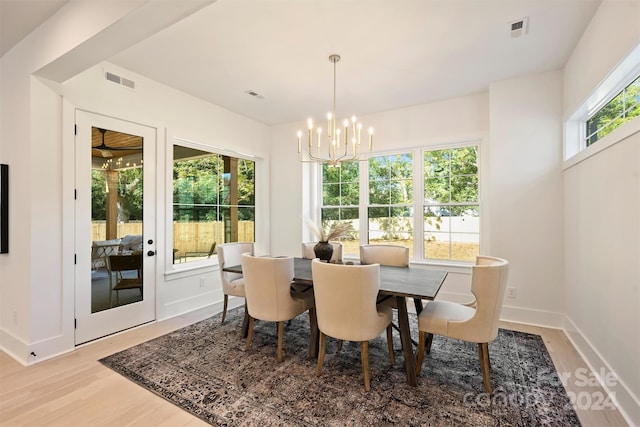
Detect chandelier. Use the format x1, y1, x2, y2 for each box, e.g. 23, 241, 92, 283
297, 54, 373, 166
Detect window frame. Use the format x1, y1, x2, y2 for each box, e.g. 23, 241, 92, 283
169, 138, 256, 272
585, 74, 640, 147
421, 144, 480, 263
317, 140, 483, 267
565, 44, 640, 166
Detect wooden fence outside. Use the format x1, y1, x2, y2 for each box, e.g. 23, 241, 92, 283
91, 221, 255, 255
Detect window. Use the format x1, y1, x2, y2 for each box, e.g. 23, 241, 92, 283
586, 74, 640, 146
173, 144, 255, 265
423, 146, 479, 262
321, 162, 359, 251
319, 144, 480, 263
368, 154, 414, 249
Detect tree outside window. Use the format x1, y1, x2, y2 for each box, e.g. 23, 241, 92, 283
586, 75, 640, 146
368, 154, 414, 250
318, 144, 481, 263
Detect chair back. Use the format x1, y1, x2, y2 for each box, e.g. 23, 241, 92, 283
360, 244, 409, 267
107, 253, 142, 275
217, 242, 254, 286
241, 254, 301, 322
466, 256, 510, 342
302, 241, 343, 262
311, 259, 384, 341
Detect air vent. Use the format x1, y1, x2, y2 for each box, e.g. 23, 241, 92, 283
121, 77, 135, 89
104, 71, 135, 90
510, 17, 528, 38
245, 90, 264, 99
105, 71, 121, 84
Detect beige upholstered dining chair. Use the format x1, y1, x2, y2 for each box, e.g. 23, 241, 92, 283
360, 244, 410, 314
311, 259, 395, 392
415, 256, 509, 394
302, 241, 343, 263
241, 254, 315, 362
217, 242, 254, 323
360, 244, 409, 267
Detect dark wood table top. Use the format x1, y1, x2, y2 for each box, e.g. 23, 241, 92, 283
224, 257, 447, 300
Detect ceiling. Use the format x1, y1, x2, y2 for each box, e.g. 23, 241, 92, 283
2, 0, 601, 126
0, 0, 69, 57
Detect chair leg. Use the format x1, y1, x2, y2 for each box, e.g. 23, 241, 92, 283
337, 339, 343, 352
245, 316, 254, 350
416, 331, 425, 376
425, 333, 434, 353
386, 325, 395, 366
478, 342, 492, 394
316, 332, 327, 376
308, 307, 318, 359
361, 341, 370, 392
277, 321, 285, 362
241, 305, 249, 337
221, 294, 229, 323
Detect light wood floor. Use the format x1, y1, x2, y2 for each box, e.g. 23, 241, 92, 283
0, 307, 629, 427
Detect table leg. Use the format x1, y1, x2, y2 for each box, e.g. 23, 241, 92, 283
396, 295, 417, 387
413, 298, 424, 315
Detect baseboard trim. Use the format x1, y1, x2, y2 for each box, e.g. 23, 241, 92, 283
563, 315, 640, 427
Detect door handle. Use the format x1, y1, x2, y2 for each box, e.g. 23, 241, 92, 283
147, 250, 156, 256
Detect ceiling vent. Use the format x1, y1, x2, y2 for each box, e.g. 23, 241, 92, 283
510, 17, 528, 38
245, 90, 264, 99
105, 71, 135, 90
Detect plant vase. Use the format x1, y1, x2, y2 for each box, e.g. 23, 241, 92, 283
314, 241, 333, 262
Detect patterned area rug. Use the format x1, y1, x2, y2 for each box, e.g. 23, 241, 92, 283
100, 307, 580, 426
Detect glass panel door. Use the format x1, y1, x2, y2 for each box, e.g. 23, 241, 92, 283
75, 111, 156, 344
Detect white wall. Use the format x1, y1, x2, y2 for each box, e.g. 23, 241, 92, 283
562, 0, 640, 423
0, 0, 152, 364
61, 62, 271, 319
0, 1, 268, 364
270, 92, 489, 266
489, 70, 566, 326
272, 88, 570, 322
563, 0, 640, 118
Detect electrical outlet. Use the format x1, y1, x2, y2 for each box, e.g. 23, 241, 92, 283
13, 310, 18, 325
507, 287, 517, 298
199, 277, 206, 288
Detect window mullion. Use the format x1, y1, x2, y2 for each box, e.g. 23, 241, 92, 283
414, 148, 424, 261
359, 159, 369, 247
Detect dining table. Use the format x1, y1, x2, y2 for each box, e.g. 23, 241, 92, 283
223, 257, 448, 387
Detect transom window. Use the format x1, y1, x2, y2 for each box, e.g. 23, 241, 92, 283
586, 74, 640, 146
